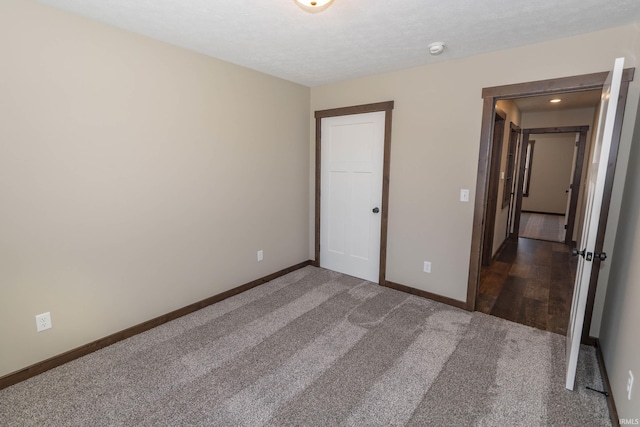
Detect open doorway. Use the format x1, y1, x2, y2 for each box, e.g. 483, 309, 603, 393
515, 125, 590, 246
476, 98, 596, 334
467, 69, 634, 341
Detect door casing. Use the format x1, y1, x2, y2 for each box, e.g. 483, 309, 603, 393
314, 101, 394, 285
468, 69, 634, 343
481, 110, 507, 266
505, 123, 521, 240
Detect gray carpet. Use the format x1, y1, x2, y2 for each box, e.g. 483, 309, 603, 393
0, 266, 611, 426
520, 212, 566, 242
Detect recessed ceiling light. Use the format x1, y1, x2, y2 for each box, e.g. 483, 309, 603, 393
549, 98, 562, 103
294, 0, 334, 13
428, 42, 445, 56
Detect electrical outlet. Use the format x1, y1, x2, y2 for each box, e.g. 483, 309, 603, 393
35, 312, 52, 332
423, 261, 432, 273
257, 250, 263, 262
628, 370, 634, 401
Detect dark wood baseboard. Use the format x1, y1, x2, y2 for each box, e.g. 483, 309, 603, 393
521, 210, 565, 216
491, 238, 508, 262
594, 338, 620, 427
0, 260, 312, 391
383, 280, 468, 310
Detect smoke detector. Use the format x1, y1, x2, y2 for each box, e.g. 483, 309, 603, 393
428, 42, 445, 56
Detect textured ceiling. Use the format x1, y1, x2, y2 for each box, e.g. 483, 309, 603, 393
37, 0, 640, 87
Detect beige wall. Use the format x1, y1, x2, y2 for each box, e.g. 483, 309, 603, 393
599, 102, 640, 420
521, 133, 576, 214
0, 1, 310, 377
492, 100, 521, 256
311, 24, 640, 304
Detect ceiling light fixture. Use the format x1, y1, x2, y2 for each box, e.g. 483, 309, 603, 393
294, 0, 335, 13
428, 42, 445, 56
550, 98, 562, 103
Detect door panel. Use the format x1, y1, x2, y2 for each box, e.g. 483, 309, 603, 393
351, 172, 373, 260
565, 57, 624, 390
321, 112, 384, 282
327, 171, 348, 254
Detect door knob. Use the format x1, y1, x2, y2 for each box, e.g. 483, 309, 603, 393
572, 248, 585, 257
594, 252, 607, 261
372, 207, 380, 213
572, 248, 606, 261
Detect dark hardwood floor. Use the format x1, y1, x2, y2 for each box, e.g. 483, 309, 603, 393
477, 237, 577, 335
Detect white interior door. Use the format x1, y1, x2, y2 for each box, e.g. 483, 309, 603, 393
565, 57, 624, 390
320, 111, 385, 282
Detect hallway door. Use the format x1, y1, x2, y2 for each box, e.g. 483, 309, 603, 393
565, 57, 624, 390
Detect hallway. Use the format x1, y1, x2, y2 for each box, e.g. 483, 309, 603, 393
477, 238, 577, 335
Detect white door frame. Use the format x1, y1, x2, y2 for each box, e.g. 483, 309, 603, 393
314, 101, 394, 285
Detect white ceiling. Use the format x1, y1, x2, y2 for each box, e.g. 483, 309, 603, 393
37, 0, 640, 87
513, 90, 603, 113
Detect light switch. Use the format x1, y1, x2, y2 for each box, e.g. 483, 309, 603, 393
423, 261, 431, 273
460, 189, 470, 202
